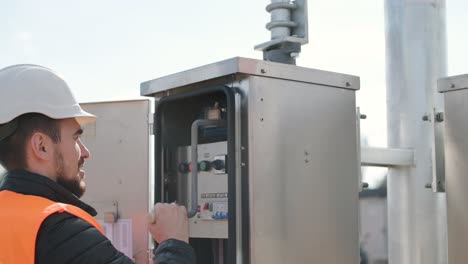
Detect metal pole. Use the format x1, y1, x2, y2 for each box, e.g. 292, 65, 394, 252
385, 0, 447, 263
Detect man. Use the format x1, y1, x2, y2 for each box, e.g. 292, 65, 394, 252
0, 64, 195, 263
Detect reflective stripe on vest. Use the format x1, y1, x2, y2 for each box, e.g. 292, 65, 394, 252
0, 190, 104, 264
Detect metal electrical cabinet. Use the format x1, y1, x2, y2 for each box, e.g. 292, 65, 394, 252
80, 99, 153, 264
141, 57, 360, 264
439, 75, 468, 264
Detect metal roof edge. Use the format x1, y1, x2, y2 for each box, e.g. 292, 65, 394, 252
140, 57, 360, 96
438, 73, 468, 93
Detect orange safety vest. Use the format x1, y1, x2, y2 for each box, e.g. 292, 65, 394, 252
0, 190, 104, 264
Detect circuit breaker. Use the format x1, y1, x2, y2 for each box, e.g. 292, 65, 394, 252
176, 142, 229, 238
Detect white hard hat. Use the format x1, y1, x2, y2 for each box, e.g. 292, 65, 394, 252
0, 64, 96, 125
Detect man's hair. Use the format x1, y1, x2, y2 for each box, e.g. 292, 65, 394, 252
0, 113, 61, 171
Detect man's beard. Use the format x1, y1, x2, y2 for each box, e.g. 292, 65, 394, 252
55, 151, 86, 198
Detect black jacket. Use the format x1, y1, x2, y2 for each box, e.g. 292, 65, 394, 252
0, 170, 196, 264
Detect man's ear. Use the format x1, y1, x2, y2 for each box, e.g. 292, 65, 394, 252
28, 132, 54, 161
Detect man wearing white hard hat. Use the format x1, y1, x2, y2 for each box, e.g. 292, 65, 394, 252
0, 65, 195, 263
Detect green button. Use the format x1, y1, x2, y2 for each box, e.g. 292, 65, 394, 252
199, 161, 211, 171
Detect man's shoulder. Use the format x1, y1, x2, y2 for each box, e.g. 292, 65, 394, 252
39, 212, 102, 243
41, 211, 88, 228
36, 212, 133, 263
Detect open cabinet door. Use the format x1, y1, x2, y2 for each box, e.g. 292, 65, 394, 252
80, 99, 153, 264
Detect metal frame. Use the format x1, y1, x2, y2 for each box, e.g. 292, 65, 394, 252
153, 85, 239, 264
360, 147, 414, 167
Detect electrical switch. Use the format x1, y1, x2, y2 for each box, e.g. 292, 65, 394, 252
212, 159, 225, 171
199, 160, 211, 171
178, 163, 189, 174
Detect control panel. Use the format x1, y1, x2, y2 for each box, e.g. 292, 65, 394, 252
175, 141, 228, 238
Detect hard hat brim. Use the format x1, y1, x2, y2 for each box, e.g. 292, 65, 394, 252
74, 111, 97, 125
0, 105, 96, 125
46, 106, 97, 125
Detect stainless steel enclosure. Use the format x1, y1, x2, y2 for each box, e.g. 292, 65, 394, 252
142, 57, 360, 263
80, 100, 152, 264
439, 75, 468, 264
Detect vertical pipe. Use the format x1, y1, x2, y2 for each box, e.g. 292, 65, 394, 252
385, 0, 447, 263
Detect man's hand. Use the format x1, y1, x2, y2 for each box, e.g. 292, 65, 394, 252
148, 203, 189, 243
